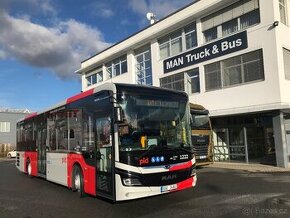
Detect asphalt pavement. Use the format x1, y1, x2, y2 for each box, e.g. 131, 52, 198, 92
1, 159, 290, 218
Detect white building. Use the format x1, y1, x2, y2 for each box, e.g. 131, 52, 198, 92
76, 0, 290, 168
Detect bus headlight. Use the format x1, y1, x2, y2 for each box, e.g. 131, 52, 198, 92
122, 178, 142, 186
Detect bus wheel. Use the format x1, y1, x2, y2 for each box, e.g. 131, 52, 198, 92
27, 160, 32, 177
72, 166, 85, 198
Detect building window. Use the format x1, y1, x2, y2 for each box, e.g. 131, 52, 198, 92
0, 122, 10, 133
185, 23, 197, 50
158, 22, 197, 59
106, 55, 127, 78
160, 69, 200, 94
204, 62, 222, 90
222, 19, 239, 36
86, 69, 103, 87
204, 27, 218, 43
205, 49, 264, 91
135, 46, 152, 85
170, 30, 182, 56
240, 9, 260, 29
279, 0, 288, 25
283, 48, 290, 80
202, 0, 260, 42
187, 69, 200, 93
160, 72, 185, 91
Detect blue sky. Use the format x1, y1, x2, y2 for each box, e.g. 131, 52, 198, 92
0, 0, 192, 112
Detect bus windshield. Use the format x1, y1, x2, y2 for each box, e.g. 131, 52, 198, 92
191, 113, 210, 129
117, 92, 191, 152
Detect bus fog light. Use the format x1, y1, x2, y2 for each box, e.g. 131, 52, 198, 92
122, 178, 142, 186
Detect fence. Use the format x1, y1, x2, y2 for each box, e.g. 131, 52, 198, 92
0, 143, 14, 158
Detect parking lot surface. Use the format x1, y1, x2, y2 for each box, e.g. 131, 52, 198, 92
1, 159, 290, 218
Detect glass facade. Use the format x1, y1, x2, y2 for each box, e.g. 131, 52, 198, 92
205, 49, 264, 91
213, 114, 275, 165
135, 47, 152, 85
106, 55, 127, 79
86, 69, 103, 87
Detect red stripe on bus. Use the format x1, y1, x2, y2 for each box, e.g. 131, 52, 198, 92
66, 89, 94, 104
67, 154, 96, 196
169, 160, 192, 171
24, 112, 37, 120
175, 177, 194, 192
24, 151, 38, 176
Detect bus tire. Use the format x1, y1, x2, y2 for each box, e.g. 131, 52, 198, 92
26, 160, 32, 177
72, 165, 85, 198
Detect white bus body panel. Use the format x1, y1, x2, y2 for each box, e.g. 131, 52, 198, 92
46, 153, 68, 186
16, 151, 25, 172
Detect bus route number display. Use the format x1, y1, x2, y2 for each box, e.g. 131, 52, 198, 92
135, 99, 179, 108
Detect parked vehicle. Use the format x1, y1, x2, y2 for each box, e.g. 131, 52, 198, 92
7, 150, 16, 158
190, 103, 213, 166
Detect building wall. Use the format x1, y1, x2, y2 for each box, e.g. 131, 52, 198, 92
0, 112, 28, 147
274, 1, 290, 105
80, 0, 290, 117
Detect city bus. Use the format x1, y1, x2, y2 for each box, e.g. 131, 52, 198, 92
190, 103, 213, 166
16, 83, 196, 201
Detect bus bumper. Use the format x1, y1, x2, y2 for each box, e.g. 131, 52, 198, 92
115, 174, 197, 201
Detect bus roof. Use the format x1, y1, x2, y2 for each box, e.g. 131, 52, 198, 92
21, 83, 188, 122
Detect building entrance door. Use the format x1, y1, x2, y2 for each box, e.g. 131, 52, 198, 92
214, 128, 246, 162
247, 127, 265, 163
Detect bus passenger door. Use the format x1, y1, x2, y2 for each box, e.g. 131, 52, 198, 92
37, 129, 47, 176
95, 116, 114, 199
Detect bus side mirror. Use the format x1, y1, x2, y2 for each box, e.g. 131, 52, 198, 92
114, 106, 123, 123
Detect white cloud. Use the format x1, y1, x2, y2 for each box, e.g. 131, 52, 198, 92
0, 11, 111, 79
0, 49, 7, 60
128, 0, 193, 19
0, 0, 57, 16
88, 2, 114, 18
27, 0, 57, 15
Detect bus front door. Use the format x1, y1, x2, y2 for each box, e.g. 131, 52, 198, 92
95, 116, 114, 199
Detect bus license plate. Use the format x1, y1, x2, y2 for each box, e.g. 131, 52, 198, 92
161, 184, 177, 192
199, 155, 206, 159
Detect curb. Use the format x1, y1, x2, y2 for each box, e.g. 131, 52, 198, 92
205, 162, 290, 173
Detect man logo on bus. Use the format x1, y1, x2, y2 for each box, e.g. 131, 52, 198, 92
139, 157, 149, 165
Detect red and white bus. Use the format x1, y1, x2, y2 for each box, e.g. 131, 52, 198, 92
16, 83, 196, 201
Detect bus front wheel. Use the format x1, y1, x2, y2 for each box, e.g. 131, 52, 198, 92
72, 165, 85, 197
